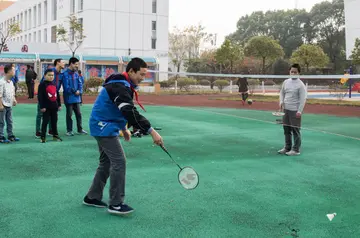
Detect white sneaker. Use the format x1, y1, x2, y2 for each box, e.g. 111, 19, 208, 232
277, 148, 289, 154
286, 150, 300, 156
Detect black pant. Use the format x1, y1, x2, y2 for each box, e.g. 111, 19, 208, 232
66, 103, 82, 133
26, 82, 34, 98
241, 92, 249, 101
41, 108, 58, 138
282, 109, 301, 152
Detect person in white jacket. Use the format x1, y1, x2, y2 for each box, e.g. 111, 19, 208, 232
0, 64, 19, 143
278, 64, 307, 156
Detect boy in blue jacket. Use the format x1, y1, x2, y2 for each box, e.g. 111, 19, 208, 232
62, 57, 87, 136
83, 57, 163, 215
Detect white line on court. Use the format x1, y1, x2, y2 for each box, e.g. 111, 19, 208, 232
142, 102, 360, 142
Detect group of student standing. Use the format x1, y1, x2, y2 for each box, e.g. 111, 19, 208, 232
0, 57, 87, 144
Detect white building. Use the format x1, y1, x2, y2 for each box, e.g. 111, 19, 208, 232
0, 0, 169, 80
344, 0, 360, 60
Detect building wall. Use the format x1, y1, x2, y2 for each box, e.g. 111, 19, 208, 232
345, 0, 360, 60
0, 0, 169, 80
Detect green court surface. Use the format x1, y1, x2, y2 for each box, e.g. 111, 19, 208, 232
1, 104, 360, 238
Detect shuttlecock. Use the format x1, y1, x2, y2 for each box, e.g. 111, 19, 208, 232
326, 213, 336, 221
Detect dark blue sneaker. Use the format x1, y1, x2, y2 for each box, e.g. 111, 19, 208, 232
0, 136, 10, 143
8, 136, 19, 142
82, 196, 107, 208
108, 203, 134, 215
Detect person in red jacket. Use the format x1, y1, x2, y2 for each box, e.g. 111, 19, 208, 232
37, 69, 63, 143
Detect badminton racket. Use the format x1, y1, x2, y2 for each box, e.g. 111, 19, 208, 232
160, 144, 199, 190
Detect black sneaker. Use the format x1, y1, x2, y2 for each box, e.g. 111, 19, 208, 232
40, 137, 46, 143
8, 135, 20, 142
0, 136, 10, 143
53, 135, 63, 142
83, 196, 107, 208
108, 203, 134, 215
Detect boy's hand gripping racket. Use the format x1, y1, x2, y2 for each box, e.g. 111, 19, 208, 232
160, 144, 199, 190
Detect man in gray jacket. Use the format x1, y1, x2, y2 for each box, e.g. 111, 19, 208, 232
278, 64, 307, 156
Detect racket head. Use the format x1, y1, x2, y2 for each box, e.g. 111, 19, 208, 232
272, 111, 285, 117
178, 166, 199, 190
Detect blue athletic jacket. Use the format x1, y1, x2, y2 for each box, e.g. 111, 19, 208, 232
89, 73, 153, 137
62, 68, 83, 104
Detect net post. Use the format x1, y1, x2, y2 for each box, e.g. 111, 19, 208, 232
229, 80, 233, 94
262, 81, 265, 95
175, 79, 178, 94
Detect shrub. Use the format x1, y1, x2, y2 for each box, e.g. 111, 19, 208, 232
214, 79, 229, 92
84, 77, 104, 93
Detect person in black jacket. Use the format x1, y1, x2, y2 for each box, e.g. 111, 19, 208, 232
25, 65, 37, 99
83, 57, 163, 215
37, 69, 62, 143
237, 76, 249, 106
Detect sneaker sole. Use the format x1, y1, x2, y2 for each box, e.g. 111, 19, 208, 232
108, 209, 134, 215
82, 201, 107, 208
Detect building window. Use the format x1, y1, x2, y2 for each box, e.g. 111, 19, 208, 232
78, 0, 83, 11
20, 13, 23, 30
29, 9, 32, 29
44, 1, 48, 24
38, 30, 41, 42
17, 14, 19, 24
151, 39, 156, 49
152, 0, 157, 13
70, 0, 75, 14
34, 32, 36, 42
51, 26, 57, 43
52, 0, 57, 21
25, 11, 27, 30
38, 4, 41, 26
29, 33, 31, 42
44, 28, 47, 42
78, 18, 83, 38
151, 21, 156, 49
34, 6, 37, 27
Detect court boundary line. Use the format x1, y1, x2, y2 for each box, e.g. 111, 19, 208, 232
142, 102, 360, 142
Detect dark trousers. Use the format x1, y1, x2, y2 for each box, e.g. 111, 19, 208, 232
86, 136, 126, 206
41, 108, 58, 138
282, 109, 301, 152
241, 92, 249, 101
65, 103, 82, 133
26, 82, 34, 98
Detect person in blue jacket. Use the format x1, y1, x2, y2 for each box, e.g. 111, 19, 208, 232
82, 57, 163, 215
11, 64, 19, 96
62, 57, 87, 136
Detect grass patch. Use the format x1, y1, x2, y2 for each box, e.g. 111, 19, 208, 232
211, 95, 360, 107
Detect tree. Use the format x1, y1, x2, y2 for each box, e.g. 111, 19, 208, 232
350, 38, 360, 65
310, 0, 345, 72
290, 44, 329, 72
168, 24, 210, 72
244, 36, 284, 73
215, 39, 244, 74
57, 15, 86, 57
228, 9, 314, 57
0, 22, 21, 54
168, 27, 188, 72
184, 24, 211, 59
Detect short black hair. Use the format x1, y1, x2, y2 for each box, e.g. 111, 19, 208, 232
44, 69, 54, 75
78, 70, 82, 74
126, 57, 147, 73
4, 64, 13, 74
290, 63, 301, 73
54, 58, 63, 66
69, 57, 79, 65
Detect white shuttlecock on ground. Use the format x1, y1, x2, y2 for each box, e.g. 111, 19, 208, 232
327, 213, 336, 221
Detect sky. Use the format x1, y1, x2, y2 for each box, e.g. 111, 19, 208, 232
169, 0, 327, 46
